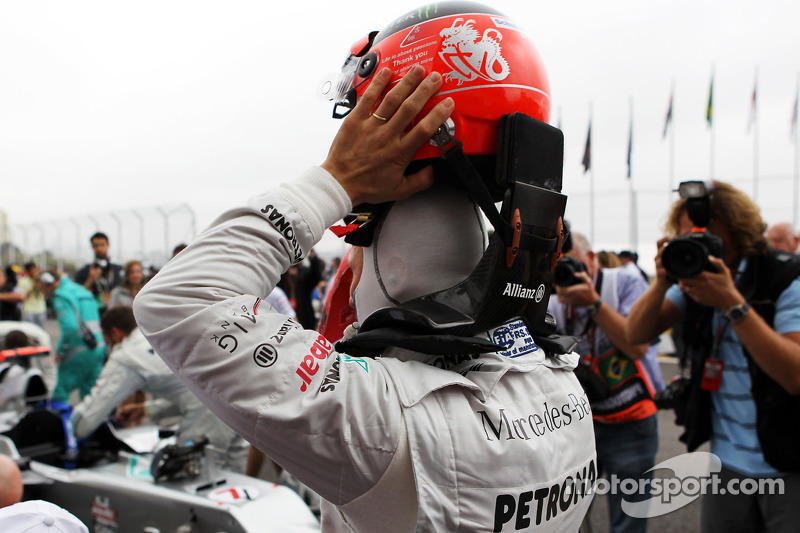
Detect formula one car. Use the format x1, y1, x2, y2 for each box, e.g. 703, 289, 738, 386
0, 344, 320, 533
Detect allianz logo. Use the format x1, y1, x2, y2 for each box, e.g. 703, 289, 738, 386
503, 283, 546, 302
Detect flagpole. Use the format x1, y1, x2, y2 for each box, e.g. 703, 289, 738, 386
795, 72, 800, 227
632, 190, 639, 253
669, 79, 675, 200
754, 112, 759, 203
710, 128, 715, 179
589, 101, 595, 244
753, 67, 759, 203
709, 67, 715, 179
628, 97, 635, 250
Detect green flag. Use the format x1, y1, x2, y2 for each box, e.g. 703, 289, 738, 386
706, 74, 714, 126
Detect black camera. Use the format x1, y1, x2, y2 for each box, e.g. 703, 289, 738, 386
653, 374, 691, 410
662, 230, 725, 280
554, 256, 588, 287
661, 181, 726, 280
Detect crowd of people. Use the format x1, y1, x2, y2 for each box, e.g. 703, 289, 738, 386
3, 2, 800, 532
3, 187, 799, 532
0, 230, 341, 526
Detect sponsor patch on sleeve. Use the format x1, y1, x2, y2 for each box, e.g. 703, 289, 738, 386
487, 318, 539, 358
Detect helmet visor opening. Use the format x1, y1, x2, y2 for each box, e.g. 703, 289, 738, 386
327, 54, 359, 118
325, 31, 379, 118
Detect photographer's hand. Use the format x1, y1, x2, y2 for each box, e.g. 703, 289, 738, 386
682, 255, 800, 394
555, 272, 599, 307
83, 265, 102, 290
678, 256, 744, 310
653, 236, 674, 290
559, 272, 652, 360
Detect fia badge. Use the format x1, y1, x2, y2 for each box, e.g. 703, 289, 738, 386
700, 359, 725, 391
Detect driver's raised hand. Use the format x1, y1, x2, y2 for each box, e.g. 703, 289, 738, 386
321, 65, 454, 207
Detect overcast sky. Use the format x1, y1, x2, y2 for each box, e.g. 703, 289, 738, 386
2, 0, 799, 270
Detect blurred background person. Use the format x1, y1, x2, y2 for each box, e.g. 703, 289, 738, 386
549, 231, 663, 533
39, 271, 105, 403
323, 256, 341, 283
109, 260, 146, 307
0, 500, 89, 532
265, 285, 295, 317
0, 455, 22, 509
619, 250, 649, 281
18, 262, 48, 329
71, 306, 249, 472
766, 221, 799, 253
171, 243, 188, 258
596, 250, 621, 268
0, 267, 24, 321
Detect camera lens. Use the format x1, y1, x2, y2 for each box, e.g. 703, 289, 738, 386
662, 239, 707, 279
553, 264, 573, 286
553, 257, 586, 286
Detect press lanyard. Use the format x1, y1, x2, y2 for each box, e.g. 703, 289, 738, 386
700, 259, 747, 392
701, 316, 726, 391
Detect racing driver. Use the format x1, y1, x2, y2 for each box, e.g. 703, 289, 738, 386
134, 3, 596, 531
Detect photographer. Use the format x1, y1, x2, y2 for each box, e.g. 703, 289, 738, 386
627, 180, 800, 532
74, 232, 124, 316
549, 231, 663, 533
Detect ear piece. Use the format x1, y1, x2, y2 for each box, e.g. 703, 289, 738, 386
357, 52, 379, 79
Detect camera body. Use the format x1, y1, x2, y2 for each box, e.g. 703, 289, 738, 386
661, 180, 726, 280
662, 229, 726, 280
554, 256, 588, 287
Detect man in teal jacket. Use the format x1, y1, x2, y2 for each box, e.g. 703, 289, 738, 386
40, 271, 105, 402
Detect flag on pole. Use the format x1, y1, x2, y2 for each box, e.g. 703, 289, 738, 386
706, 73, 714, 126
627, 114, 633, 179
581, 121, 591, 173
663, 90, 673, 138
748, 75, 757, 132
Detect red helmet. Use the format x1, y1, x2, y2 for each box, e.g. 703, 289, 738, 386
329, 1, 551, 161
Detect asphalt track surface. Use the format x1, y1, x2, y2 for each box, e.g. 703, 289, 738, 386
46, 320, 702, 532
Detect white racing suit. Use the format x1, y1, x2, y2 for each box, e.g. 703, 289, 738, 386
133, 168, 597, 532
70, 328, 249, 472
